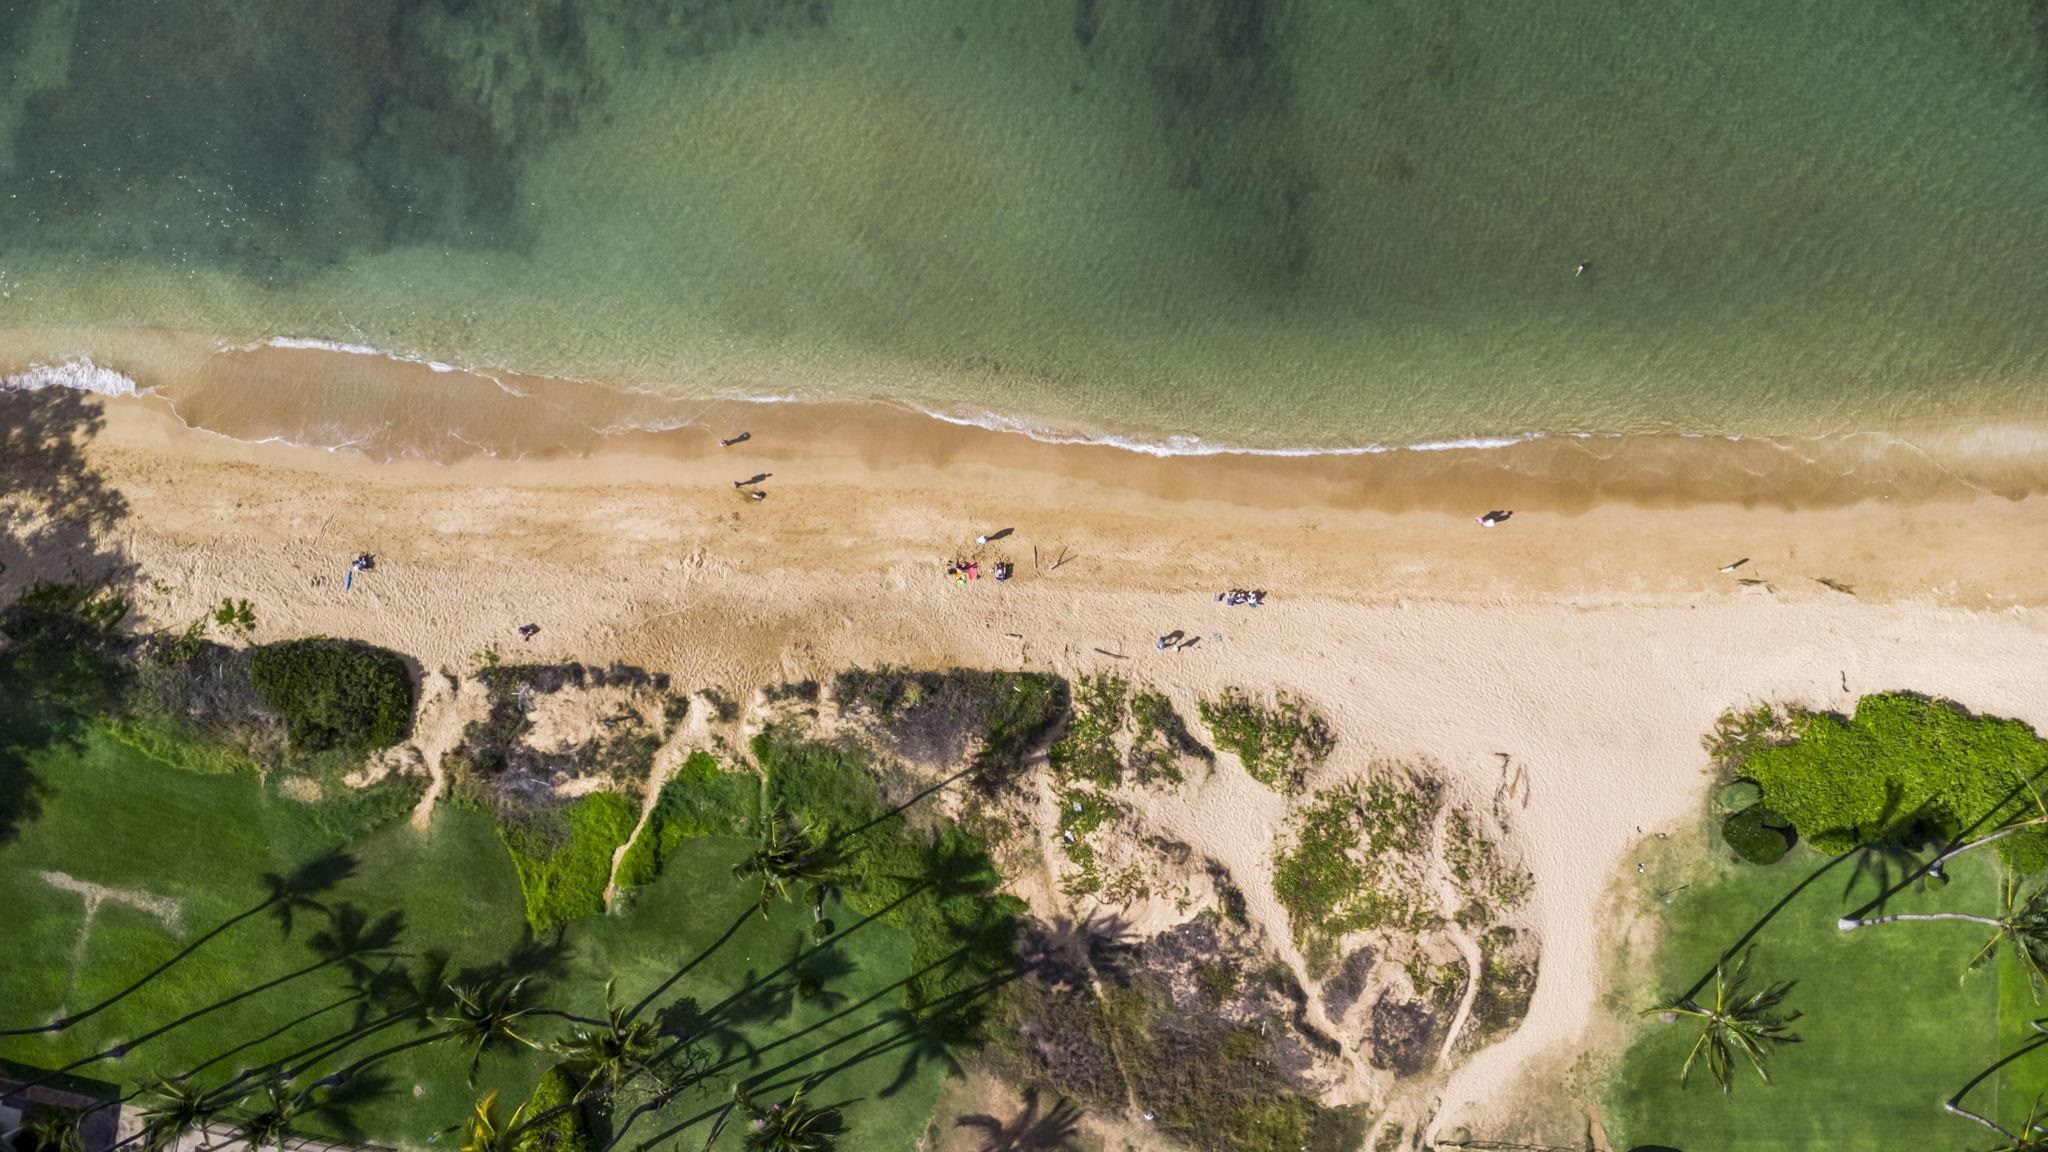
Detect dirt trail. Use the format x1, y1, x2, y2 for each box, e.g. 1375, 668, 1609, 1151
1430, 810, 1485, 1071
605, 703, 710, 906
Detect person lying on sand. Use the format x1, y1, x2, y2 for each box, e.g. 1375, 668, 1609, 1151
719, 432, 751, 447
1477, 510, 1513, 527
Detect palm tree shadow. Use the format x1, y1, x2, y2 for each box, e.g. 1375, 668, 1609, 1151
0, 849, 360, 1037
1680, 850, 1854, 1004
955, 1085, 1084, 1152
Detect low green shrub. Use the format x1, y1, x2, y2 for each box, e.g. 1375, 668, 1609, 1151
1272, 782, 1434, 973
1738, 693, 2048, 869
499, 792, 638, 931
1056, 786, 1125, 897
1198, 688, 1333, 792
249, 639, 413, 754
1721, 806, 1794, 865
1715, 779, 1763, 813
516, 1065, 593, 1152
1, 580, 132, 713
614, 752, 760, 890
1047, 672, 1126, 789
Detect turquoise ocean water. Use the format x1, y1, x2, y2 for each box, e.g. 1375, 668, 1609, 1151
5, 0, 2048, 451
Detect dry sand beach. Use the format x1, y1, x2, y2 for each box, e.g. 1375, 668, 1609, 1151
8, 362, 2048, 1146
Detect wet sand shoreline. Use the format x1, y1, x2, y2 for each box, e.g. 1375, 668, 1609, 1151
7, 325, 2048, 516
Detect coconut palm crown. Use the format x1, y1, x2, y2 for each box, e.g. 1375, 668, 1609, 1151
1644, 947, 1801, 1094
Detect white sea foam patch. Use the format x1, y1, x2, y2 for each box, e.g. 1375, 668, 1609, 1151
909, 403, 1563, 459
0, 357, 144, 397
251, 335, 473, 377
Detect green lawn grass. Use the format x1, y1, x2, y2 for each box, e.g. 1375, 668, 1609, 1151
1605, 844, 2042, 1150
0, 724, 964, 1149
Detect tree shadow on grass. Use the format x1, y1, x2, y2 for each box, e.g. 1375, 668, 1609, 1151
0, 848, 359, 1037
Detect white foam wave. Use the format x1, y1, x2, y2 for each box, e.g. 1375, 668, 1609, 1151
908, 404, 1567, 458
234, 335, 521, 393
220, 335, 1717, 459
0, 357, 145, 397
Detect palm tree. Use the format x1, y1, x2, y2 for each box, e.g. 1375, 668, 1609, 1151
458, 1090, 535, 1152
1643, 948, 1801, 1094
22, 1111, 88, 1152
554, 980, 664, 1105
232, 1078, 306, 1152
733, 808, 837, 917
136, 1076, 223, 1152
441, 978, 544, 1087
1840, 872, 2048, 999
736, 1078, 840, 1152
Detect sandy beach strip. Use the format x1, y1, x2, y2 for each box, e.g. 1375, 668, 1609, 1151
6, 355, 2048, 1138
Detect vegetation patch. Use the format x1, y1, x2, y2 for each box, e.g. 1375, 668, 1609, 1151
753, 728, 1022, 1018
1443, 807, 1534, 919
249, 639, 414, 754
1466, 926, 1538, 1047
516, 1065, 594, 1152
1129, 689, 1210, 786
1046, 672, 1126, 789
832, 667, 1067, 789
1721, 805, 1795, 865
1272, 777, 1440, 974
992, 915, 1366, 1152
1198, 688, 1333, 792
1730, 694, 2048, 869
1055, 787, 1127, 899
613, 751, 760, 890
445, 663, 671, 809
498, 791, 638, 931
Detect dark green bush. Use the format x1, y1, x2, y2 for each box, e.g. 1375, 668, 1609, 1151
1, 581, 132, 713
1739, 693, 2048, 870
517, 1065, 593, 1152
1721, 807, 1793, 865
249, 639, 414, 753
1047, 672, 1126, 789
